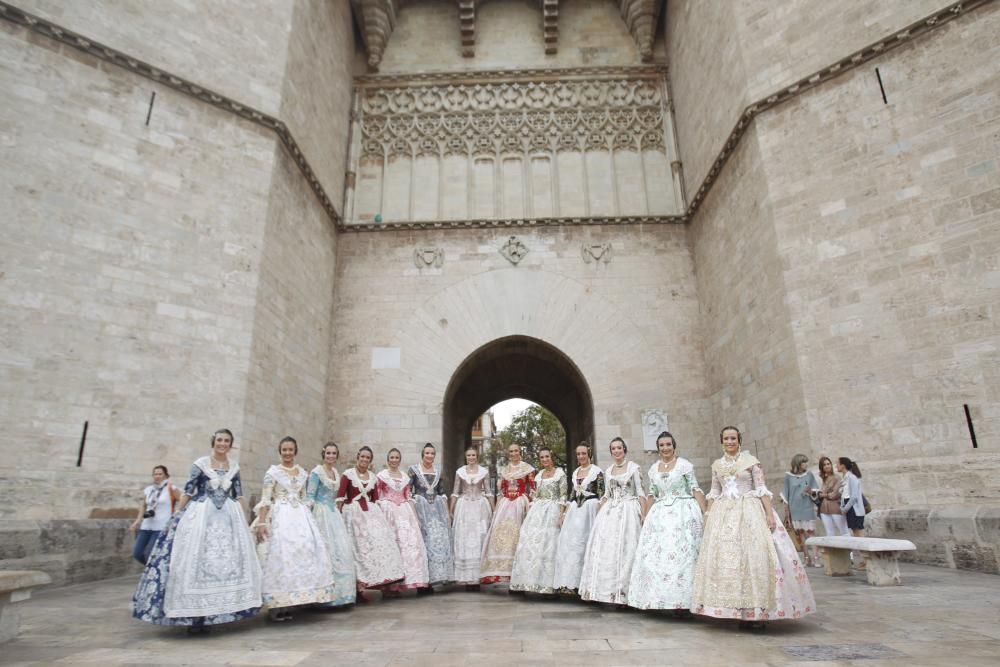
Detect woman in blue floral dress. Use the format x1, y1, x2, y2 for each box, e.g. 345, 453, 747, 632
131, 429, 262, 633
408, 443, 455, 588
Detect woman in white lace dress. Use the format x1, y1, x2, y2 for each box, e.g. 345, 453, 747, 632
627, 431, 705, 611
552, 442, 604, 593
691, 426, 816, 625
337, 446, 405, 594
579, 437, 646, 604
450, 447, 493, 587
510, 448, 567, 594
254, 437, 336, 620
131, 429, 261, 633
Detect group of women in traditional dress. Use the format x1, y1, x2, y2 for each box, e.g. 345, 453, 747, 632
132, 425, 815, 633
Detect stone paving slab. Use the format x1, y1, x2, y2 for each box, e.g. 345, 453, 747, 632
4, 564, 1000, 666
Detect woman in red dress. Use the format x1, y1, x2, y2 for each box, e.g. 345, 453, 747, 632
480, 443, 535, 584
336, 446, 404, 594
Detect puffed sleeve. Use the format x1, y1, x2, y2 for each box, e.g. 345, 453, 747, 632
306, 471, 320, 503
253, 470, 274, 513
684, 466, 702, 495
750, 464, 773, 498
336, 472, 350, 498
633, 464, 647, 499
434, 471, 446, 496
706, 468, 722, 501
231, 471, 243, 499
183, 464, 201, 497
451, 472, 462, 498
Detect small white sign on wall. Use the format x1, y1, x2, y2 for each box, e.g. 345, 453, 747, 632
371, 347, 401, 369
641, 409, 668, 451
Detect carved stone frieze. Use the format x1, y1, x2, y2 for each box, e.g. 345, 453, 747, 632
357, 75, 666, 159
500, 236, 529, 265
619, 0, 661, 62
582, 242, 613, 264
413, 246, 444, 268
351, 0, 399, 71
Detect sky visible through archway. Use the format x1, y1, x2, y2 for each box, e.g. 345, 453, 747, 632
489, 398, 536, 430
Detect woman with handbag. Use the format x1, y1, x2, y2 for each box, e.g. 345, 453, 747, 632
838, 457, 867, 569
816, 456, 848, 537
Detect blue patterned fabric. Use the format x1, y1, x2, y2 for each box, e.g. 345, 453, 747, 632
408, 465, 455, 584
131, 464, 261, 626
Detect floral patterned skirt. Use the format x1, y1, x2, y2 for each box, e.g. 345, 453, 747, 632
627, 498, 703, 610
578, 498, 642, 604
378, 500, 429, 589
259, 501, 336, 609
131, 500, 261, 626
413, 496, 454, 585
510, 499, 562, 593
480, 496, 528, 583
342, 503, 405, 589
452, 495, 492, 583
691, 498, 816, 620
552, 498, 599, 592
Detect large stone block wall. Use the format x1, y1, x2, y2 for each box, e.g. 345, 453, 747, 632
10, 0, 295, 114
756, 6, 1000, 507
687, 131, 811, 482
326, 225, 714, 474
378, 0, 656, 73
667, 0, 954, 202
240, 147, 339, 483
0, 22, 275, 515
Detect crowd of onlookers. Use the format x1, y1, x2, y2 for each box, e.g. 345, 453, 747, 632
782, 454, 867, 569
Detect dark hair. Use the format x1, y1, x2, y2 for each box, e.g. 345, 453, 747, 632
152, 465, 169, 477
464, 446, 479, 457
575, 441, 593, 458
387, 447, 402, 462
322, 441, 339, 458
357, 445, 374, 460
818, 456, 834, 480
610, 437, 627, 454
719, 426, 742, 444
421, 443, 436, 458
656, 431, 677, 450
211, 428, 234, 447
838, 457, 862, 478
538, 447, 553, 460
278, 436, 298, 454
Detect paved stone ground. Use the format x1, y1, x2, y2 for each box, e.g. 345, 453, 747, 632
5, 564, 999, 666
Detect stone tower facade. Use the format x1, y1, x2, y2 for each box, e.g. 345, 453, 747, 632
0, 0, 998, 582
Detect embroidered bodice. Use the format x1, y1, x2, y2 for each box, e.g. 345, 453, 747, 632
498, 462, 535, 500
257, 464, 309, 510
603, 461, 645, 507
707, 453, 772, 501
337, 468, 379, 510
647, 458, 701, 506
306, 465, 340, 509
532, 468, 567, 502
376, 470, 411, 504
408, 464, 445, 502
569, 465, 605, 507
452, 466, 490, 498
184, 457, 242, 510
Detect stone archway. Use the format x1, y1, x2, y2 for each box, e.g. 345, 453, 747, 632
442, 335, 595, 482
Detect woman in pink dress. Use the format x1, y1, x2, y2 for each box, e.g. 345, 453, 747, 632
376, 448, 430, 592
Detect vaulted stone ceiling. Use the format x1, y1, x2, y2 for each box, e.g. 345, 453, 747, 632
350, 0, 663, 70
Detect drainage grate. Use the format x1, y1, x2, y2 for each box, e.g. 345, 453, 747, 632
781, 644, 905, 661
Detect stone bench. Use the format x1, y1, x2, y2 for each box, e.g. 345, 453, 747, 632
806, 536, 916, 586
0, 570, 51, 643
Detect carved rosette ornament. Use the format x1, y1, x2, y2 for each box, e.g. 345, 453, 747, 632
500, 236, 529, 265
413, 247, 444, 269
582, 242, 613, 264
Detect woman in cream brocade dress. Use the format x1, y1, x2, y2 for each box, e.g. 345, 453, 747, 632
691, 427, 816, 622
